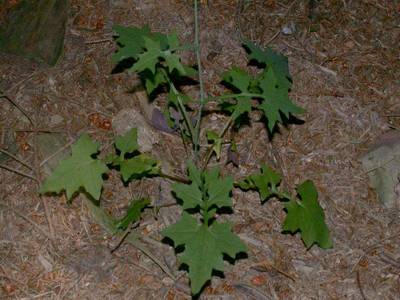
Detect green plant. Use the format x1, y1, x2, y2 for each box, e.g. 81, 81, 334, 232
39, 2, 332, 296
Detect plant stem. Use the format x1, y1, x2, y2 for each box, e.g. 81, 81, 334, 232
161, 68, 196, 143
202, 116, 233, 170
171, 84, 196, 142
193, 0, 206, 161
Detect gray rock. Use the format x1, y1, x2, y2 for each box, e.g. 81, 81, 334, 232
112, 108, 160, 153
0, 0, 69, 65
361, 131, 400, 209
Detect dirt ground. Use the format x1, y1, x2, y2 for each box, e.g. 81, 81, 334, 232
1, 1, 400, 299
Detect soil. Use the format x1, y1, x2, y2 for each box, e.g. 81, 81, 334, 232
1, 1, 399, 299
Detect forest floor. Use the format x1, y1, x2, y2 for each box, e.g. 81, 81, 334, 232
1, 1, 400, 299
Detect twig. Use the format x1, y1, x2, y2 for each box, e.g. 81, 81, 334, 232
233, 282, 273, 300
0, 273, 30, 297
252, 260, 297, 282
2, 71, 37, 94
126, 232, 176, 280
85, 38, 113, 45
110, 221, 140, 254
10, 128, 66, 133
0, 94, 34, 125
349, 231, 400, 275
264, 30, 280, 46
0, 163, 37, 181
159, 171, 190, 184
0, 148, 34, 171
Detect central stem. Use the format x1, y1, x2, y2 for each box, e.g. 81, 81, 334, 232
193, 0, 205, 162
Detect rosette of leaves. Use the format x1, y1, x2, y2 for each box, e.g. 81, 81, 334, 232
113, 25, 196, 95
220, 42, 305, 132
162, 162, 246, 295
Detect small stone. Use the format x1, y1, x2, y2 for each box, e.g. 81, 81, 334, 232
112, 108, 160, 153
49, 114, 64, 126
361, 131, 400, 209
282, 21, 296, 35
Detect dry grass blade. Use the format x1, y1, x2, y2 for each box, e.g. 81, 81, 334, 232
0, 163, 37, 181
0, 148, 34, 170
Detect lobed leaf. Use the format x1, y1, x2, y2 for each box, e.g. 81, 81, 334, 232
114, 128, 139, 157
172, 181, 202, 210
112, 25, 151, 62
243, 40, 292, 90
221, 42, 305, 132
164, 164, 243, 294
220, 67, 253, 120
131, 37, 162, 74
113, 25, 192, 95
119, 154, 159, 182
143, 68, 167, 95
239, 164, 281, 202
258, 68, 305, 131
282, 180, 332, 249
204, 167, 233, 209
39, 134, 108, 200
162, 213, 246, 295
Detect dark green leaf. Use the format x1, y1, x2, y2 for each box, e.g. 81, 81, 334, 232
119, 154, 159, 182
131, 37, 162, 74
204, 167, 233, 209
162, 213, 246, 295
243, 41, 292, 90
116, 198, 150, 230
282, 180, 332, 249
220, 67, 253, 120
112, 25, 151, 62
258, 68, 305, 131
239, 164, 281, 202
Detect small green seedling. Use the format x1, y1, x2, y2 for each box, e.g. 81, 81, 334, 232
40, 2, 332, 296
